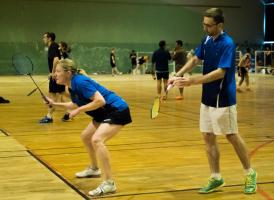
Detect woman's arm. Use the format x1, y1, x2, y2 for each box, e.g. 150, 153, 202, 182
46, 97, 77, 110
69, 91, 106, 118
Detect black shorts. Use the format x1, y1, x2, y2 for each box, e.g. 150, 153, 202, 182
240, 67, 248, 76
156, 72, 169, 80
86, 107, 132, 125
49, 78, 65, 93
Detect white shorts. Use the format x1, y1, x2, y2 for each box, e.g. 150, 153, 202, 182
200, 103, 238, 135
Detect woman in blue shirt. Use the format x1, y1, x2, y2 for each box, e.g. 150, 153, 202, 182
46, 58, 132, 197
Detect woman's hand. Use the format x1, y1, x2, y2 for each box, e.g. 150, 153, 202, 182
44, 96, 55, 106
69, 108, 81, 119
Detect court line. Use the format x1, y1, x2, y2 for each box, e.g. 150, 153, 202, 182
48, 181, 274, 199
17, 139, 274, 200
27, 149, 90, 200
257, 187, 274, 200
0, 128, 10, 136
20, 139, 274, 158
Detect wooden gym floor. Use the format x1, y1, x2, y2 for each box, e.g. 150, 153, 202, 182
0, 74, 273, 200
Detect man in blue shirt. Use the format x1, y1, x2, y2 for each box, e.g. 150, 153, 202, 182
169, 8, 257, 194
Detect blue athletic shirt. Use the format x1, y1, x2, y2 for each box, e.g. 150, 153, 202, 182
195, 32, 236, 107
69, 74, 128, 111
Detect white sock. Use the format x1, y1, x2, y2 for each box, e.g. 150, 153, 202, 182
46, 114, 52, 119
210, 173, 222, 180
244, 168, 254, 175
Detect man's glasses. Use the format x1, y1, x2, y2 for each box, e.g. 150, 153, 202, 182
202, 22, 217, 28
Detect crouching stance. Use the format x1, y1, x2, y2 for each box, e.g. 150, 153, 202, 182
46, 59, 132, 196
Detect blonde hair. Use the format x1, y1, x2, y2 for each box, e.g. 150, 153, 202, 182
57, 58, 77, 73
57, 58, 88, 76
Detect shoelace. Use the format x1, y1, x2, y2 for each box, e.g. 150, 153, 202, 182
92, 182, 109, 195
202, 178, 215, 188
245, 176, 252, 187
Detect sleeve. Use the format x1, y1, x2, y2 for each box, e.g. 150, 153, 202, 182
195, 38, 206, 60
218, 42, 235, 69
77, 79, 97, 100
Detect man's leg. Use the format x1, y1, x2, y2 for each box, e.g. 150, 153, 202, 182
199, 132, 225, 193
203, 133, 220, 174
157, 79, 162, 97
226, 134, 257, 194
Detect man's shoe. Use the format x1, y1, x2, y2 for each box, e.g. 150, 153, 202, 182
88, 180, 116, 196
39, 116, 53, 123
244, 169, 257, 194
75, 167, 101, 178
199, 177, 225, 194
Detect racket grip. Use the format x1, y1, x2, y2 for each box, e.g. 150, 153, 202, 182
167, 84, 173, 91
42, 95, 52, 108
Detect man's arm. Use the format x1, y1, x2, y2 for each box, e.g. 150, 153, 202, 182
52, 56, 59, 73
174, 68, 226, 88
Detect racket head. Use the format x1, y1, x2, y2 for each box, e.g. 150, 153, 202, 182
12, 53, 33, 75
151, 97, 160, 119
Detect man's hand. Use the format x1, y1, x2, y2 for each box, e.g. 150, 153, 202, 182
173, 77, 194, 88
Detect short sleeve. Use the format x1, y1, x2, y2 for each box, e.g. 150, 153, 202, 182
218, 43, 235, 69
77, 79, 97, 100
195, 38, 206, 60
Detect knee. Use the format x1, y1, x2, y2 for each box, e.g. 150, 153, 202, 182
91, 136, 103, 149
226, 134, 236, 143
80, 131, 91, 143
203, 133, 216, 146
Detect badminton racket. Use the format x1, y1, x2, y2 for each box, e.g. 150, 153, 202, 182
151, 84, 173, 119
27, 79, 48, 96
12, 53, 49, 104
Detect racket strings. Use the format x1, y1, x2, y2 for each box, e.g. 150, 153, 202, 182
12, 54, 33, 75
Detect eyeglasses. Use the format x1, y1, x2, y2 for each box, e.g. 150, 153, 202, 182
202, 22, 217, 28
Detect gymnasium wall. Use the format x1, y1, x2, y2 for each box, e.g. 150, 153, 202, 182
0, 0, 263, 74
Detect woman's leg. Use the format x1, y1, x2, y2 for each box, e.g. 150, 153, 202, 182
91, 123, 123, 180
81, 121, 100, 168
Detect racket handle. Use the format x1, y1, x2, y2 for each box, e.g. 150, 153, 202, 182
167, 84, 173, 91
42, 95, 52, 108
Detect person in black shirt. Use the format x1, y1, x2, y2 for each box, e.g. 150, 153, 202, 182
152, 40, 171, 99
110, 48, 121, 76
59, 41, 71, 59
137, 55, 149, 74
40, 32, 66, 123
130, 50, 137, 74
